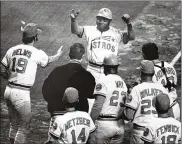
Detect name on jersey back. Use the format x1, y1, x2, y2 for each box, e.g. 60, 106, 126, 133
12, 48, 32, 58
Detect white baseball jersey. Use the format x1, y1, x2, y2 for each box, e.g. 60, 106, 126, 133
49, 111, 95, 144
81, 26, 124, 65
141, 117, 181, 143
94, 74, 128, 118
125, 82, 171, 127
1, 44, 48, 86
153, 61, 178, 100
153, 61, 177, 87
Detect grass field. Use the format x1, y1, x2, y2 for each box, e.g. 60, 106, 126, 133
0, 1, 181, 143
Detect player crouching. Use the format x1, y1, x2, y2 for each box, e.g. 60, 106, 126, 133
46, 87, 96, 144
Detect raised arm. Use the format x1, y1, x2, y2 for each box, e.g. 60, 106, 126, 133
121, 14, 135, 44
70, 9, 84, 36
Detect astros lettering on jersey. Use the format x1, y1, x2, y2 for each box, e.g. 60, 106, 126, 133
80, 26, 124, 65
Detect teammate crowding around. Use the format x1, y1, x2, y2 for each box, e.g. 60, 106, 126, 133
88, 54, 128, 144
70, 7, 135, 113
123, 60, 174, 144
42, 43, 95, 143
0, 23, 63, 144
141, 93, 181, 144
142, 42, 180, 120
47, 87, 96, 144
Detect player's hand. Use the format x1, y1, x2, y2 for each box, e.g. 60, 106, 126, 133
57, 45, 63, 56
121, 14, 131, 24
70, 9, 80, 21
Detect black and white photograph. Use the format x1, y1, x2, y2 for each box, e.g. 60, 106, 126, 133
0, 1, 181, 143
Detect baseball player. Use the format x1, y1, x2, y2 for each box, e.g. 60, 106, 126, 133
0, 22, 63, 144
89, 54, 128, 144
70, 7, 135, 113
123, 60, 174, 144
142, 42, 180, 121
47, 87, 96, 144
141, 93, 181, 144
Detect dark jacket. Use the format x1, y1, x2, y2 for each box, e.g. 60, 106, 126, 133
42, 61, 95, 114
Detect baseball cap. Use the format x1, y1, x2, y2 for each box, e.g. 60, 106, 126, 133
154, 93, 170, 112
97, 8, 112, 20
62, 87, 79, 104
140, 60, 155, 74
22, 23, 42, 38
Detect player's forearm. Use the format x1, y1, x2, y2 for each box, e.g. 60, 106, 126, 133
90, 95, 105, 122
71, 20, 82, 35
0, 64, 9, 79
48, 53, 61, 64
127, 23, 135, 41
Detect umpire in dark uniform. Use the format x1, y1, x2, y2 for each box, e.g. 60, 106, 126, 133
43, 43, 95, 143
42, 42, 95, 115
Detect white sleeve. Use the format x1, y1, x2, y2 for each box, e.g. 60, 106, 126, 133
125, 86, 140, 110
37, 50, 49, 67
49, 117, 63, 138
94, 81, 106, 97
81, 26, 91, 39
1, 49, 12, 68
141, 126, 155, 143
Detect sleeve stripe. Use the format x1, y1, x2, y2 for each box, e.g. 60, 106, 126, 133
124, 104, 137, 110
90, 127, 96, 133
49, 131, 60, 138
1, 61, 8, 68
141, 136, 153, 142
94, 92, 106, 97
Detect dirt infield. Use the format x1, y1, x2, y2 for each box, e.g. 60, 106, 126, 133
0, 1, 181, 143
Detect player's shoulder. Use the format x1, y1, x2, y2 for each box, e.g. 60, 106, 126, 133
109, 26, 123, 34
83, 25, 97, 31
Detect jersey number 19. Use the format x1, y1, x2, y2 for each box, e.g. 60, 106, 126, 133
12, 57, 28, 74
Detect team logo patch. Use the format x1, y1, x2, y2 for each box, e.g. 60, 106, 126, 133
143, 128, 149, 136
95, 83, 102, 91
126, 95, 132, 103
51, 122, 58, 131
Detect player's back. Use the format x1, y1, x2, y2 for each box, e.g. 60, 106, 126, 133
99, 74, 127, 118
151, 117, 180, 143
56, 111, 95, 144
4, 44, 48, 86
132, 82, 168, 127
153, 61, 177, 86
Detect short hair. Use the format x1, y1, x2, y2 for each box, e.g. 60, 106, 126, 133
141, 71, 154, 77
142, 42, 159, 60
22, 35, 37, 44
69, 43, 85, 60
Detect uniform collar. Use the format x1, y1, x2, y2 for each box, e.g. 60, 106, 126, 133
69, 59, 81, 64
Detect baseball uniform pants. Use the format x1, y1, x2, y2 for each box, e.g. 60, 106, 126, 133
4, 85, 31, 144
93, 118, 125, 144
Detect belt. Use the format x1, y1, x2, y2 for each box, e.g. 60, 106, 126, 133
8, 82, 31, 89
133, 123, 146, 131
89, 61, 103, 67
98, 115, 118, 121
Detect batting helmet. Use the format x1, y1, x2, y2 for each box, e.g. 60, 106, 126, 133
103, 54, 119, 66
97, 8, 112, 20
22, 23, 42, 38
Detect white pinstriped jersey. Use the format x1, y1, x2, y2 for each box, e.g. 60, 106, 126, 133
81, 26, 124, 65
94, 74, 128, 118
125, 82, 171, 127
49, 111, 95, 144
1, 44, 48, 86
141, 117, 181, 144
